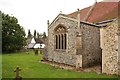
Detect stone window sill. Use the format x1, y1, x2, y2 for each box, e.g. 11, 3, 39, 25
54, 49, 66, 52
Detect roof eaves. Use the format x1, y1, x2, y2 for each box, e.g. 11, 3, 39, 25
80, 21, 103, 28
95, 18, 117, 25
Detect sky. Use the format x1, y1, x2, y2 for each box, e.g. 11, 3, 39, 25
0, 0, 104, 36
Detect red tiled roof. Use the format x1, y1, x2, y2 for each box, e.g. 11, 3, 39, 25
68, 2, 119, 23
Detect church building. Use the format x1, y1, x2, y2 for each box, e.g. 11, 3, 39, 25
43, 1, 120, 75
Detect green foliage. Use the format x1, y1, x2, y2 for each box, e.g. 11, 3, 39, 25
2, 13, 26, 53
0, 11, 2, 53
39, 33, 43, 38
27, 29, 32, 38
37, 32, 39, 38
43, 32, 46, 39
2, 52, 118, 78
34, 30, 36, 37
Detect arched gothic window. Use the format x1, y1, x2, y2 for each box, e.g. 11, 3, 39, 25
54, 25, 67, 50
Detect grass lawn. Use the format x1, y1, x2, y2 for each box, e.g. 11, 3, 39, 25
0, 53, 2, 79
2, 51, 118, 78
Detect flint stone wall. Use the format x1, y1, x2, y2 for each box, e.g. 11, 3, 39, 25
101, 20, 119, 75
47, 15, 102, 67
81, 24, 101, 67
47, 16, 78, 66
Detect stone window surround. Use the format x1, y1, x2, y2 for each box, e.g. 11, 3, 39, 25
54, 24, 67, 51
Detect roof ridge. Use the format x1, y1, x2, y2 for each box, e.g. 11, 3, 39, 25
83, 2, 97, 21
69, 1, 118, 23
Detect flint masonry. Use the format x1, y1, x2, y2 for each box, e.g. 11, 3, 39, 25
43, 1, 120, 75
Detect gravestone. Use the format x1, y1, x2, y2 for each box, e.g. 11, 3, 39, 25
14, 66, 22, 80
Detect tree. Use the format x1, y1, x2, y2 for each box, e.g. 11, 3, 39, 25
42, 32, 46, 42
37, 32, 39, 38
34, 30, 36, 38
43, 32, 46, 39
39, 33, 43, 38
2, 13, 26, 53
27, 29, 32, 38
0, 11, 2, 53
